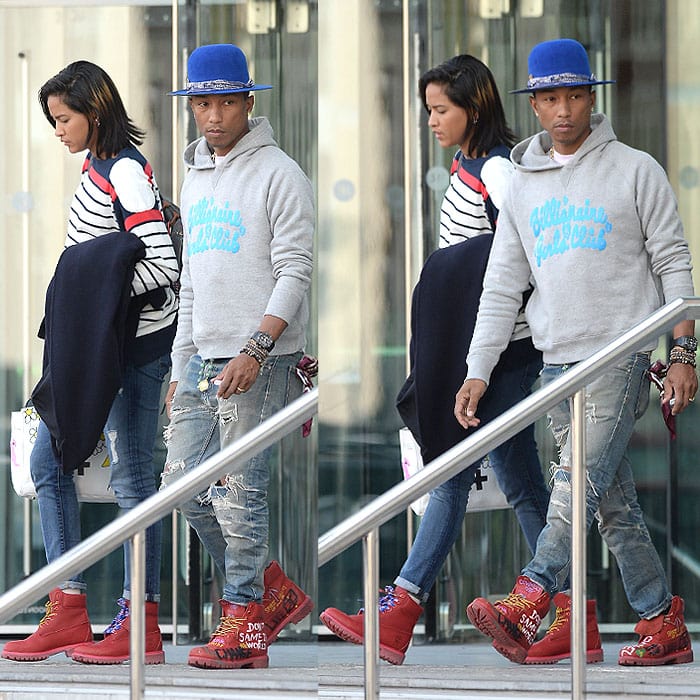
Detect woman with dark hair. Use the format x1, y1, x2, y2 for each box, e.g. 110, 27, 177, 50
1, 61, 178, 666
418, 53, 517, 247
320, 55, 550, 664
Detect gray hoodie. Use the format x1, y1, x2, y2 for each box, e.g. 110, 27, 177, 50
170, 116, 314, 382
467, 113, 694, 383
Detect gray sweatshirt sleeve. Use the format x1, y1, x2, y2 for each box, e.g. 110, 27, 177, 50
466, 200, 534, 384
634, 151, 695, 301
264, 162, 315, 322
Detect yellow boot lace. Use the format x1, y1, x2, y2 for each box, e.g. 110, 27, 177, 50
38, 600, 59, 627
208, 615, 245, 648
496, 593, 532, 614
544, 604, 569, 635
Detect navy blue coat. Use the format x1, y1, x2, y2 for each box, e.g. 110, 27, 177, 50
32, 231, 146, 473
396, 235, 539, 465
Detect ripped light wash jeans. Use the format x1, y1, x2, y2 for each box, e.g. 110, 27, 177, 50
523, 351, 672, 619
30, 354, 171, 600
160, 352, 302, 605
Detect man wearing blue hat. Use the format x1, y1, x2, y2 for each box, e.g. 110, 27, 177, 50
455, 39, 696, 667
161, 44, 314, 669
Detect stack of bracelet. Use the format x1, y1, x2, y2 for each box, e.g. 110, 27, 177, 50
240, 337, 269, 365
669, 346, 697, 368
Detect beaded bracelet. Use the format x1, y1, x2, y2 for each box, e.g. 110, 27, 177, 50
240, 338, 269, 366
669, 346, 697, 368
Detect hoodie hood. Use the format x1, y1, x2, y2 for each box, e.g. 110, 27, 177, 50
183, 116, 277, 170
511, 113, 616, 171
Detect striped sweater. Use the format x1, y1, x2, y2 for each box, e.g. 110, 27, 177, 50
439, 145, 513, 248
66, 146, 179, 338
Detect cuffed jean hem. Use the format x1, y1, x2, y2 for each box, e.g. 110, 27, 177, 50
640, 596, 673, 620
122, 590, 161, 603
393, 576, 427, 604
58, 582, 87, 593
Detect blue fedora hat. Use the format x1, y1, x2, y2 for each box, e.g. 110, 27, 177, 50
511, 38, 614, 94
169, 44, 272, 96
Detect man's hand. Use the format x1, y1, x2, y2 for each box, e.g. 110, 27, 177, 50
454, 379, 487, 429
664, 362, 698, 415
215, 354, 261, 399
165, 381, 177, 419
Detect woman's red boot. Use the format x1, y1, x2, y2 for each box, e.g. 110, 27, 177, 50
70, 598, 164, 665
1, 589, 92, 661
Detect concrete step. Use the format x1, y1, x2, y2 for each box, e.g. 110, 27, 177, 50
0, 640, 698, 699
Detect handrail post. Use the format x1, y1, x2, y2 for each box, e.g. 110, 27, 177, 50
570, 389, 587, 700
172, 510, 179, 645
130, 530, 146, 700
363, 529, 380, 700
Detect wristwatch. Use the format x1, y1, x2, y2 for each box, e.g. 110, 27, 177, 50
672, 335, 698, 352
251, 330, 275, 352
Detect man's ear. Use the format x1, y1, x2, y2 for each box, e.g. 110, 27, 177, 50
247, 94, 255, 114
529, 94, 539, 118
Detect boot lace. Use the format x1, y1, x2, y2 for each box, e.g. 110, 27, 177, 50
208, 615, 245, 647
103, 598, 129, 635
38, 600, 59, 627
358, 585, 400, 614
496, 592, 533, 614
544, 604, 569, 634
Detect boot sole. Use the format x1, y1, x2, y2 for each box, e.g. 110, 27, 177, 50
466, 600, 527, 664
525, 648, 604, 665
267, 595, 314, 644
188, 654, 269, 669
618, 648, 694, 666
1, 641, 90, 662
70, 650, 166, 665
319, 611, 406, 665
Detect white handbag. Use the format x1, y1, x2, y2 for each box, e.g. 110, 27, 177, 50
9, 406, 116, 503
399, 427, 509, 516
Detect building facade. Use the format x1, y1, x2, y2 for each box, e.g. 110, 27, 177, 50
0, 0, 699, 639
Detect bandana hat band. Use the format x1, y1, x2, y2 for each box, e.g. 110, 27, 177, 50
510, 39, 615, 94
169, 44, 272, 96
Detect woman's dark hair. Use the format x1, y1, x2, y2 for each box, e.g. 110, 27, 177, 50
38, 60, 145, 156
419, 54, 516, 155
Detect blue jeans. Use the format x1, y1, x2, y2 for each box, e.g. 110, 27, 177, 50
523, 352, 671, 619
160, 352, 303, 605
395, 341, 549, 603
30, 354, 171, 601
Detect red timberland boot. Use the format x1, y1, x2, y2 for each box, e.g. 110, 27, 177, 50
1, 589, 92, 661
263, 560, 314, 643
70, 598, 164, 665
188, 600, 268, 669
618, 595, 694, 666
466, 576, 550, 664
525, 593, 603, 664
319, 585, 422, 665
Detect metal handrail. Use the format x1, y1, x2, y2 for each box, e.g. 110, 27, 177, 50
318, 297, 700, 700
0, 388, 317, 697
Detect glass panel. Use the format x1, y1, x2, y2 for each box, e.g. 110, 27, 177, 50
317, 0, 411, 615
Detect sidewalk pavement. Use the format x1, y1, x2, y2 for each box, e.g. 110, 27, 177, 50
0, 638, 697, 698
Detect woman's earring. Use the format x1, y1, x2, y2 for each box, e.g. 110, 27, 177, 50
95, 117, 101, 127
